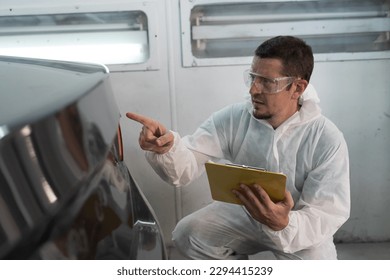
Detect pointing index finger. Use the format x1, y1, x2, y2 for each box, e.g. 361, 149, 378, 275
126, 112, 167, 137
126, 112, 154, 128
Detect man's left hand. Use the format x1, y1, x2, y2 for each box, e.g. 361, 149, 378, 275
233, 184, 294, 231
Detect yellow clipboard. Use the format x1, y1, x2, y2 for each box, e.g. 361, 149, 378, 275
205, 162, 286, 204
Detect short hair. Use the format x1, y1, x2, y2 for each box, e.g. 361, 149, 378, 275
255, 36, 314, 82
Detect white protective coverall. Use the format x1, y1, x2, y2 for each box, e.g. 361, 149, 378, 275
146, 84, 350, 260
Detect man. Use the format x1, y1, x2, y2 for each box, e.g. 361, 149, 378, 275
127, 36, 350, 259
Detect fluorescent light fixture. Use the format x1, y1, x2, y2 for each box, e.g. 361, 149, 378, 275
181, 0, 390, 66
0, 11, 149, 65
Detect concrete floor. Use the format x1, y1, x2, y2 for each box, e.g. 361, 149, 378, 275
168, 242, 390, 260
336, 242, 390, 260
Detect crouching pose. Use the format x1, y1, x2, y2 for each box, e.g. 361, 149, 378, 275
127, 36, 350, 260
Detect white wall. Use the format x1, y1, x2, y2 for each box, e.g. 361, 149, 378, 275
4, 0, 390, 247
312, 60, 390, 242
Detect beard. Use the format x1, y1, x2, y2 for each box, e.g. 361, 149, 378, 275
253, 111, 272, 120
252, 106, 272, 120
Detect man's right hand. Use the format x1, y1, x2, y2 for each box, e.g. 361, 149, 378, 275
126, 112, 174, 154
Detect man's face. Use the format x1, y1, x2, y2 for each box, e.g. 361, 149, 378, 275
249, 57, 302, 128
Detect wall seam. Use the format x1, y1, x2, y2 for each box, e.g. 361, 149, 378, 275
165, 0, 182, 223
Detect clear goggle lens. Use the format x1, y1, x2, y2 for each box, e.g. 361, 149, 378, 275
243, 69, 294, 94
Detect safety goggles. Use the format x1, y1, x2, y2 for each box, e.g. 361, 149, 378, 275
243, 69, 295, 94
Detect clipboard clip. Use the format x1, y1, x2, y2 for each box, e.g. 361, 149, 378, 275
225, 163, 267, 171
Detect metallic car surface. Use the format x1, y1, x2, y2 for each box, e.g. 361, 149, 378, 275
0, 56, 167, 259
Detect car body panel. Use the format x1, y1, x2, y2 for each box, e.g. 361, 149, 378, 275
0, 56, 166, 259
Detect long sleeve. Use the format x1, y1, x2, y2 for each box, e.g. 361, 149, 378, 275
144, 113, 227, 187
145, 132, 197, 187
262, 124, 351, 253
145, 131, 216, 187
